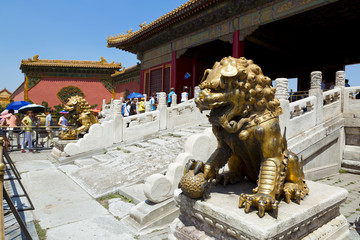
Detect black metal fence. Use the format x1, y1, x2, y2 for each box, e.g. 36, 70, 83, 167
0, 126, 62, 152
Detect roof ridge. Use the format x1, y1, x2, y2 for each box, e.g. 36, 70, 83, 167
107, 0, 216, 47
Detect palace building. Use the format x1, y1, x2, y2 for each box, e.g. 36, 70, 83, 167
107, 0, 360, 98
12, 55, 122, 107
0, 88, 12, 107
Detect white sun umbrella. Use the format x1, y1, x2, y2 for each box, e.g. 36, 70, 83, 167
18, 104, 45, 114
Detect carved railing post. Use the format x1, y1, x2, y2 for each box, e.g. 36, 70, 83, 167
309, 71, 323, 124
158, 92, 167, 130
112, 100, 123, 143
335, 70, 345, 112
335, 71, 345, 88
171, 94, 177, 107
101, 99, 106, 112
275, 78, 289, 134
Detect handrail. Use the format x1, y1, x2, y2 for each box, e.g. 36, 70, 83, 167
0, 137, 5, 240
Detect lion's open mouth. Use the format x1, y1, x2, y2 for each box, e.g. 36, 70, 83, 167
207, 101, 233, 119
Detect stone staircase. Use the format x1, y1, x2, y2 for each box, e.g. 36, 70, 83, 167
59, 120, 211, 201
342, 145, 360, 174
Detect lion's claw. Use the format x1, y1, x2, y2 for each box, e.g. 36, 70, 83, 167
185, 159, 196, 173
283, 182, 308, 204
194, 161, 204, 175
239, 193, 278, 218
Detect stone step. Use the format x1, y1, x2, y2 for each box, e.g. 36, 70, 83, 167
147, 138, 168, 146
340, 167, 360, 175
344, 145, 360, 161
134, 142, 153, 148
342, 159, 360, 171
92, 154, 114, 162
74, 158, 99, 168
171, 131, 193, 137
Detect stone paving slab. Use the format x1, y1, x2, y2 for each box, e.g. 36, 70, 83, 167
74, 158, 99, 167
21, 167, 109, 229
108, 198, 135, 219
46, 215, 134, 240
171, 131, 193, 137
134, 142, 153, 148
147, 138, 168, 146
4, 211, 39, 240
122, 145, 146, 153
15, 159, 56, 173
315, 172, 360, 238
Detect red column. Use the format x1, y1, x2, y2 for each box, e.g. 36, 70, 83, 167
232, 31, 245, 58
171, 51, 177, 89
232, 30, 240, 58
192, 53, 197, 98
140, 69, 144, 94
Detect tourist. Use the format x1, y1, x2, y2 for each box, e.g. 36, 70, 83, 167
43, 109, 54, 147
58, 112, 68, 131
2, 109, 20, 151
124, 101, 131, 117
150, 93, 157, 111
0, 115, 10, 151
31, 112, 40, 148
122, 99, 129, 116
345, 79, 350, 87
168, 88, 175, 107
21, 111, 33, 153
181, 86, 189, 103
321, 80, 326, 90
138, 98, 145, 113
129, 98, 137, 116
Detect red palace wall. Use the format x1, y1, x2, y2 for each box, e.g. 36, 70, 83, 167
12, 85, 25, 102
28, 77, 113, 107
114, 80, 140, 99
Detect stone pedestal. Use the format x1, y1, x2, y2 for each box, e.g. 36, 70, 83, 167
51, 138, 78, 160
169, 181, 350, 240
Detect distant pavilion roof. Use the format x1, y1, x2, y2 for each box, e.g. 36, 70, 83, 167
0, 88, 12, 95
111, 64, 140, 78
20, 55, 122, 71
106, 0, 218, 50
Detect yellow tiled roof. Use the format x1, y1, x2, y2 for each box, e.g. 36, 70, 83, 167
20, 55, 122, 69
107, 0, 218, 47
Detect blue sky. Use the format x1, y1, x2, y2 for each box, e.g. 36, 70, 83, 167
1, 0, 360, 93
0, 0, 188, 92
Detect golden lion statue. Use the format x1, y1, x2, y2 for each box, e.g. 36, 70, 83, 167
59, 96, 99, 140
179, 57, 309, 218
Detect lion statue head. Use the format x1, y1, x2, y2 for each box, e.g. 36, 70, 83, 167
64, 95, 92, 117
195, 56, 281, 133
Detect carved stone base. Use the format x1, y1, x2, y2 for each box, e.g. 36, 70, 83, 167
169, 181, 350, 240
51, 138, 77, 160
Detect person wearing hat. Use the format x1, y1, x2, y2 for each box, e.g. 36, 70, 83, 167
58, 111, 68, 131
8, 109, 20, 150
21, 110, 33, 153
168, 88, 175, 107
138, 97, 145, 113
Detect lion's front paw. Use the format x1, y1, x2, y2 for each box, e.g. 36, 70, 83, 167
179, 160, 214, 199
283, 181, 309, 204
239, 193, 279, 218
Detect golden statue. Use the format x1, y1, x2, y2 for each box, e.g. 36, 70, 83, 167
179, 57, 309, 218
58, 96, 99, 140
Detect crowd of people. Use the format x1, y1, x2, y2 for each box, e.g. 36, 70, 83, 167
121, 86, 189, 117
0, 109, 68, 152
